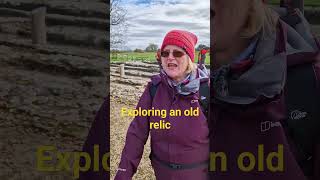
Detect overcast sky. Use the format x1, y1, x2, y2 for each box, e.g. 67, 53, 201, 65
120, 0, 210, 50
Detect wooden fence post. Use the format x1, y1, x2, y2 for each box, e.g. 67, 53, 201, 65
119, 64, 125, 77
31, 7, 46, 45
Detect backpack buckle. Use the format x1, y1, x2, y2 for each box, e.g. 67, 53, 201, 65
169, 163, 183, 169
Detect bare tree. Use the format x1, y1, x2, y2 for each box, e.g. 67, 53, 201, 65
111, 0, 126, 25
110, 0, 128, 49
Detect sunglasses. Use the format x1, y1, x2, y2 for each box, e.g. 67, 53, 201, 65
161, 50, 186, 58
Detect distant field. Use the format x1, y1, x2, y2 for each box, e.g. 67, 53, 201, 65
269, 0, 320, 6
111, 51, 211, 64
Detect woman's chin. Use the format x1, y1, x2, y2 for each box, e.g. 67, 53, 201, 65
166, 71, 177, 77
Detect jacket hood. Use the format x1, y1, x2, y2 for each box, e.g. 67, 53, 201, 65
213, 11, 319, 105
152, 65, 209, 96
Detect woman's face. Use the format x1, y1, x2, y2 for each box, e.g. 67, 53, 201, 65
161, 45, 189, 82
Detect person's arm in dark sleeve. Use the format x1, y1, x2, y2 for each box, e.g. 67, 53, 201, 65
114, 83, 152, 180
79, 97, 110, 180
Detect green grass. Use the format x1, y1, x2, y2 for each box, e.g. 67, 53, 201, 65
111, 51, 210, 64
111, 52, 156, 62
269, 0, 320, 6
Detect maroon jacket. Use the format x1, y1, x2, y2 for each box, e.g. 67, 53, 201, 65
209, 19, 320, 180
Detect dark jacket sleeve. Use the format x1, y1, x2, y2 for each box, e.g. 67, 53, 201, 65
313, 56, 320, 180
79, 97, 110, 180
114, 83, 152, 180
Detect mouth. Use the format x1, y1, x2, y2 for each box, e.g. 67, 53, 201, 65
167, 63, 178, 68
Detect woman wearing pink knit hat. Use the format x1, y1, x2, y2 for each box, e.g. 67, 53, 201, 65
115, 29, 210, 180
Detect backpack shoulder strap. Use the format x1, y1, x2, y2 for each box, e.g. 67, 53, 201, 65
149, 74, 162, 100
285, 62, 320, 176
199, 81, 210, 118
149, 82, 159, 100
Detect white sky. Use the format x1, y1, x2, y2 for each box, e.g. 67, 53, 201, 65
119, 0, 210, 50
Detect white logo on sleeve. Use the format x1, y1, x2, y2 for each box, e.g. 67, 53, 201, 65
290, 110, 307, 120
117, 168, 127, 172
260, 121, 282, 132
191, 99, 198, 103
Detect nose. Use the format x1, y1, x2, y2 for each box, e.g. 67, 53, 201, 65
167, 52, 175, 60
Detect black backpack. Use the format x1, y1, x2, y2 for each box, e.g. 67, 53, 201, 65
285, 61, 320, 177
275, 2, 320, 177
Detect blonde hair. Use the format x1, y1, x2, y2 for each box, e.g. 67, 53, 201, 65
240, 0, 279, 39
185, 57, 197, 74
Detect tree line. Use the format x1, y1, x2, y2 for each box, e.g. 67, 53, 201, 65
130, 43, 209, 53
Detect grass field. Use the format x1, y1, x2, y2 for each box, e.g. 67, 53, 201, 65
111, 51, 211, 64
269, 0, 320, 6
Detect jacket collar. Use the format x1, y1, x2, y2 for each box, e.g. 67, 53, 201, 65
212, 20, 287, 104
151, 66, 209, 96
213, 19, 319, 105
